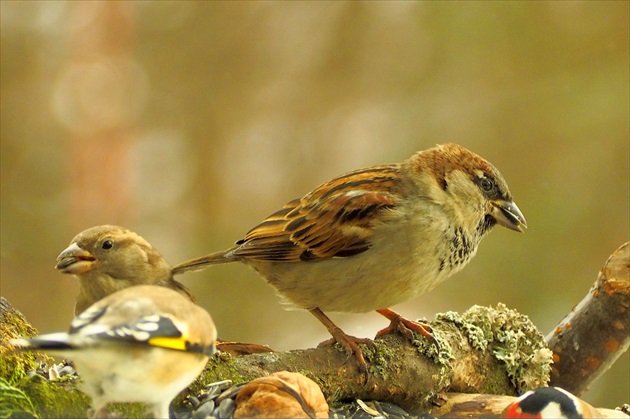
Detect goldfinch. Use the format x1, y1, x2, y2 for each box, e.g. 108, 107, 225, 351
11, 285, 217, 419
56, 225, 194, 315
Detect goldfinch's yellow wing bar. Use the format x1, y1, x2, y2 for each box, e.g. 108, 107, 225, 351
71, 309, 214, 355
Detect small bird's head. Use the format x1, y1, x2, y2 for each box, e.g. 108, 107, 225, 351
56, 225, 172, 287
503, 387, 599, 418
408, 143, 527, 236
57, 225, 194, 315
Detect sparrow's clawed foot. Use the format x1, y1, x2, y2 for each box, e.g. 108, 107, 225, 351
375, 308, 437, 347
311, 308, 375, 371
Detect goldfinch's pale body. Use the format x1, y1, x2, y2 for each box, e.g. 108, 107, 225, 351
11, 285, 216, 419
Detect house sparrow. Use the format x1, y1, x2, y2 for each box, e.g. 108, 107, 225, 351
56, 225, 195, 315
503, 387, 601, 418
55, 225, 272, 356
173, 143, 526, 369
10, 285, 217, 419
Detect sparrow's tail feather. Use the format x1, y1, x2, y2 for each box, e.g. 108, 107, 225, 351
172, 248, 238, 275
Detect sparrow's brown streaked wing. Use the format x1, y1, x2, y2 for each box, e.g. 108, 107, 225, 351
231, 164, 403, 262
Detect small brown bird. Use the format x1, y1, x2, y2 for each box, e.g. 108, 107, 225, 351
173, 143, 527, 369
11, 285, 216, 419
502, 387, 601, 418
56, 225, 194, 315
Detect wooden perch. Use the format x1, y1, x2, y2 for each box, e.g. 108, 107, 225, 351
546, 242, 630, 395
191, 303, 551, 410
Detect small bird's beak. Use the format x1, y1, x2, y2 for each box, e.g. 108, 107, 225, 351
55, 243, 96, 274
490, 200, 527, 233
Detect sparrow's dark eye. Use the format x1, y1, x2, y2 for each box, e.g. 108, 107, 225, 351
101, 240, 114, 250
480, 177, 494, 192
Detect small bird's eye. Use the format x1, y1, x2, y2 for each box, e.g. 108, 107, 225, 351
101, 240, 114, 250
480, 177, 494, 192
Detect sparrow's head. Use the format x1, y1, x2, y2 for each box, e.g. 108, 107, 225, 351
408, 143, 527, 236
56, 225, 171, 284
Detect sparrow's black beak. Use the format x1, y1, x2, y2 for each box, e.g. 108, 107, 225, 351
490, 200, 527, 233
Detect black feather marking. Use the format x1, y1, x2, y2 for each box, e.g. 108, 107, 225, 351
23, 339, 74, 351
442, 226, 479, 269
285, 216, 308, 232
186, 341, 216, 356
300, 250, 316, 261
232, 239, 298, 261
477, 214, 496, 236
70, 306, 108, 333
334, 246, 370, 257
268, 205, 295, 219
518, 388, 581, 419
98, 315, 182, 344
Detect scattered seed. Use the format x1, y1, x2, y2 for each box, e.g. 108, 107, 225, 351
192, 399, 215, 419
188, 396, 201, 408
216, 383, 245, 404
217, 398, 235, 419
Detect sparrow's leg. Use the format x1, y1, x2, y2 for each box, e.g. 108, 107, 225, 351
310, 308, 374, 371
375, 308, 436, 346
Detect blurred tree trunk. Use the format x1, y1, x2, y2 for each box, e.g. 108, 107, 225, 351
66, 2, 137, 228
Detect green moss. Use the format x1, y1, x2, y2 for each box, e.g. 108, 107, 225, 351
0, 353, 33, 387
425, 326, 455, 391
414, 327, 454, 368
15, 375, 89, 418
0, 300, 39, 343
364, 340, 394, 379
435, 310, 489, 351
205, 354, 253, 383
15, 374, 156, 419
436, 303, 552, 393
106, 402, 152, 419
0, 377, 39, 419
0, 298, 57, 388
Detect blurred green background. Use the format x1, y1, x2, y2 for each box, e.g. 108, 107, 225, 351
1, 1, 628, 408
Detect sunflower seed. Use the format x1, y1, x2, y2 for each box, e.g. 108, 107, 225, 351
192, 399, 215, 419
217, 398, 235, 419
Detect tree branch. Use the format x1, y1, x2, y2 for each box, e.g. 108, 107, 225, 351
546, 242, 630, 395
182, 302, 552, 412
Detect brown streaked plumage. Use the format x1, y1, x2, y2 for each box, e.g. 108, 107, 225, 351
238, 166, 402, 261
174, 143, 527, 370
56, 225, 194, 315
